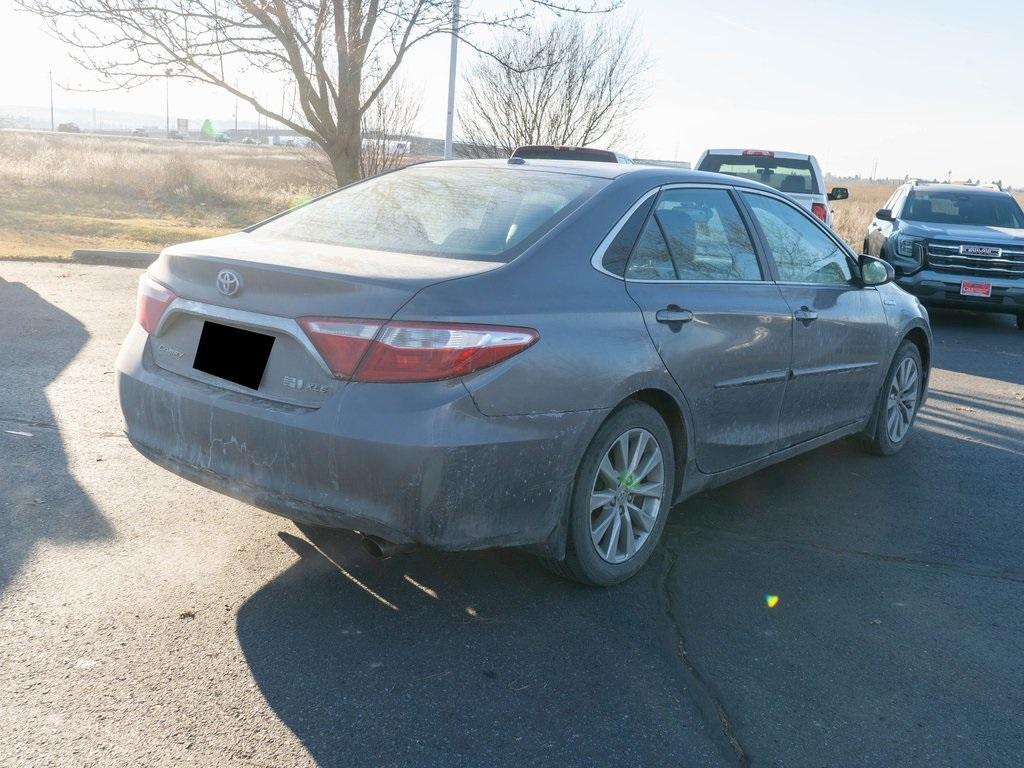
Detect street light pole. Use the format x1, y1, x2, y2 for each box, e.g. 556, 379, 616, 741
443, 0, 460, 160
49, 69, 54, 131
165, 69, 171, 137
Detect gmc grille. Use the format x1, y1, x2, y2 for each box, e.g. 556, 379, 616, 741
926, 241, 1024, 278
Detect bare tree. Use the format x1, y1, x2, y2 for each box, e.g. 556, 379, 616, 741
359, 77, 420, 177
18, 0, 617, 185
299, 76, 419, 186
458, 18, 648, 158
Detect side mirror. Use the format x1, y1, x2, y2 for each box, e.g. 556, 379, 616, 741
859, 254, 895, 286
827, 187, 849, 201
875, 208, 894, 222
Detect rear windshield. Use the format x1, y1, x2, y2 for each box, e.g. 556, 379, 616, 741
902, 190, 1024, 228
698, 154, 820, 195
256, 166, 605, 262
512, 146, 620, 163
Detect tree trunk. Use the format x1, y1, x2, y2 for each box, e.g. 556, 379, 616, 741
328, 107, 362, 186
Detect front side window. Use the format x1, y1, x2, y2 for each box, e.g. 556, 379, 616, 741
256, 166, 607, 262
889, 188, 908, 217
624, 188, 762, 281
743, 193, 853, 285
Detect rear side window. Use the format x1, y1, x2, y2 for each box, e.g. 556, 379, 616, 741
257, 166, 606, 262
698, 154, 820, 195
601, 196, 656, 277
625, 189, 762, 281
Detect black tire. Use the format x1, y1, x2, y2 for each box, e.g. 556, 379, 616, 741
542, 401, 675, 587
859, 341, 924, 456
1016, 313, 1024, 331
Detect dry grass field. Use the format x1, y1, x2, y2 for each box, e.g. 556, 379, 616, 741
0, 131, 332, 259
1, 131, 1021, 260
829, 181, 896, 250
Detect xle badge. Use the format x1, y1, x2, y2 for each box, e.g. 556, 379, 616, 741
283, 376, 329, 394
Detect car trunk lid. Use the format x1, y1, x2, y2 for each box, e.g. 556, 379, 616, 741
145, 232, 503, 406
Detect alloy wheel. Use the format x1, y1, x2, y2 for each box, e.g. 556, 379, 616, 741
589, 428, 665, 564
886, 356, 920, 444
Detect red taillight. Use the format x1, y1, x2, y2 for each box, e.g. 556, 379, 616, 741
811, 202, 828, 222
742, 149, 774, 158
136, 274, 177, 334
299, 318, 539, 383
298, 317, 382, 378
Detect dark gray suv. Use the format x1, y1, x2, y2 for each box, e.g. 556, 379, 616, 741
117, 160, 931, 585
865, 182, 1024, 329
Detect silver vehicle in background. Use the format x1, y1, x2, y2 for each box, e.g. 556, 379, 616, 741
117, 160, 930, 586
510, 145, 633, 163
696, 148, 848, 226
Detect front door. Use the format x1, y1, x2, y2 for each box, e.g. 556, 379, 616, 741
623, 186, 794, 473
741, 191, 889, 447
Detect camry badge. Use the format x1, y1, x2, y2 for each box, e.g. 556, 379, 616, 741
216, 269, 242, 297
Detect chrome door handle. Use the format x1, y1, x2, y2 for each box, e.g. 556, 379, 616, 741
794, 307, 818, 322
655, 307, 694, 324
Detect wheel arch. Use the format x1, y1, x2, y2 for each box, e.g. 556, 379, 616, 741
864, 323, 931, 441
903, 325, 930, 375
614, 387, 690, 503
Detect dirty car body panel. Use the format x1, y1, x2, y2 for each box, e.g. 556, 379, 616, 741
116, 160, 931, 558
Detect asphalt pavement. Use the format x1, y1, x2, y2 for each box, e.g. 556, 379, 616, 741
1, 261, 1022, 767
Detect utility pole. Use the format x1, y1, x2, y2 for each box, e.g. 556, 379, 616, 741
165, 68, 171, 137
49, 69, 54, 131
443, 0, 460, 160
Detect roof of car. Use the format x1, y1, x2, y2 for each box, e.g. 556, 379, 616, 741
908, 183, 1009, 195
436, 158, 773, 189
702, 148, 813, 161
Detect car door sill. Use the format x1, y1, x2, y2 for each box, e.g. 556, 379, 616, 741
679, 418, 869, 501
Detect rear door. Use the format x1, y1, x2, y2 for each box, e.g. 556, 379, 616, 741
621, 185, 794, 473
741, 191, 890, 446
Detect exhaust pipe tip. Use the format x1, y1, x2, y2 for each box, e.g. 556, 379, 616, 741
361, 534, 413, 559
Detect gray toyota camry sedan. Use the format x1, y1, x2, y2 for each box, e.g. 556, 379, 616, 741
117, 159, 931, 585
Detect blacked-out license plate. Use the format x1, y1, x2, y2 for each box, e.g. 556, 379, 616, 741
193, 321, 275, 389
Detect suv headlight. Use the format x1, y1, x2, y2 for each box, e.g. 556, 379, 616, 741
891, 235, 924, 274
895, 235, 920, 258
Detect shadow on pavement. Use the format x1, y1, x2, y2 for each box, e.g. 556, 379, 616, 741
236, 525, 724, 768
659, 416, 1024, 766
235, 304, 1024, 768
0, 277, 112, 594
926, 308, 1024, 384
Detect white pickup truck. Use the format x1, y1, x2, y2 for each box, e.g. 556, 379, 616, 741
695, 149, 848, 227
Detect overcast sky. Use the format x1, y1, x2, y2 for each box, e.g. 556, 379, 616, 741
1, 0, 1021, 183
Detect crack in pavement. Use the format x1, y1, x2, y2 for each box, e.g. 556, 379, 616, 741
0, 415, 58, 430
679, 525, 1024, 585
659, 543, 750, 767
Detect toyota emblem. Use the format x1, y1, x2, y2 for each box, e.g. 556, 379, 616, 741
216, 269, 241, 297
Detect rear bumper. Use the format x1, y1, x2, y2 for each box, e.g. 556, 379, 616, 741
116, 324, 605, 554
896, 269, 1024, 315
